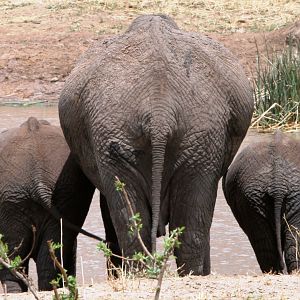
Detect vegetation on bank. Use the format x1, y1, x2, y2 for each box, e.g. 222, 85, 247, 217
251, 40, 300, 131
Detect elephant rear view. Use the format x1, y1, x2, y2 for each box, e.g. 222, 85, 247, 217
223, 130, 300, 274
0, 117, 95, 292
59, 14, 254, 275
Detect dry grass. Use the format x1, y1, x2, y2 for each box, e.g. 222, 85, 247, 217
46, 0, 300, 33
0, 0, 299, 34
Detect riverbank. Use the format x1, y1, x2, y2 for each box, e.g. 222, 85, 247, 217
2, 274, 300, 299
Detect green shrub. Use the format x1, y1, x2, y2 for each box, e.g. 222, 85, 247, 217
252, 39, 300, 130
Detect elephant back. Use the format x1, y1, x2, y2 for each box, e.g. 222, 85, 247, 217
0, 117, 69, 204
20, 117, 50, 132
60, 14, 254, 169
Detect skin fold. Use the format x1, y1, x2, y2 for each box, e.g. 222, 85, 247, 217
223, 130, 300, 274
59, 14, 254, 276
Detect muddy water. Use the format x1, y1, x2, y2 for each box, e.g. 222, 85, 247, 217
0, 105, 275, 287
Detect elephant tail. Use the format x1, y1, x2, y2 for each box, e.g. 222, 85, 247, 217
151, 138, 167, 253
274, 194, 285, 271
47, 205, 106, 242
272, 130, 285, 272
34, 182, 105, 242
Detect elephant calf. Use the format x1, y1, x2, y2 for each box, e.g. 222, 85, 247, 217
223, 130, 300, 274
0, 117, 95, 292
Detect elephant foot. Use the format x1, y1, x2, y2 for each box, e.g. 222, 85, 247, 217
176, 255, 211, 276
176, 249, 211, 276
286, 258, 299, 274
177, 264, 210, 276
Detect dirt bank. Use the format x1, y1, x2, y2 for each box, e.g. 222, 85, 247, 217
0, 1, 299, 103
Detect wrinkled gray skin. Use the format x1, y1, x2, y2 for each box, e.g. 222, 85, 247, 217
0, 117, 94, 292
59, 14, 254, 275
223, 130, 300, 274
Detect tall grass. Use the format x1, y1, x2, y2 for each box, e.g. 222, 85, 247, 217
252, 39, 300, 131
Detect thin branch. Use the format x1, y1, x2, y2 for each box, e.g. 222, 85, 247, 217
52, 283, 60, 300
283, 215, 299, 270
155, 234, 180, 300
115, 176, 153, 259
0, 257, 40, 300
20, 225, 36, 265
154, 255, 169, 300
47, 240, 68, 287
111, 252, 139, 262
60, 218, 65, 289
8, 239, 24, 259
112, 177, 183, 300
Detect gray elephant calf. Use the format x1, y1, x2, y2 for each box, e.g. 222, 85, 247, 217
223, 130, 300, 274
0, 117, 95, 292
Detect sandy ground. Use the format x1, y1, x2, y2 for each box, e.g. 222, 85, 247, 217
2, 274, 300, 299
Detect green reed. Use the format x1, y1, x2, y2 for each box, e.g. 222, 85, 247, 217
252, 38, 300, 130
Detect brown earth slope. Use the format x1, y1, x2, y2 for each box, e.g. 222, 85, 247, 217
0, 1, 299, 103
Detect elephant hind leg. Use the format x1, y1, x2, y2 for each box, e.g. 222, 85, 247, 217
35, 221, 62, 291
283, 225, 300, 273
0, 208, 32, 292
100, 193, 122, 277
230, 193, 283, 273
170, 175, 218, 276
36, 218, 79, 291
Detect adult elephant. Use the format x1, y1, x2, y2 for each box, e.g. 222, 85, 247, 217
223, 130, 300, 274
59, 14, 254, 275
0, 117, 95, 292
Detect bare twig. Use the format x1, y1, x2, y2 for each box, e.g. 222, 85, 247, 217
52, 282, 60, 300
0, 257, 40, 300
283, 215, 300, 270
8, 239, 24, 259
0, 226, 39, 299
155, 229, 182, 300
47, 240, 79, 300
60, 218, 64, 289
112, 177, 183, 300
154, 256, 169, 300
20, 225, 36, 265
47, 240, 68, 286
115, 176, 153, 259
